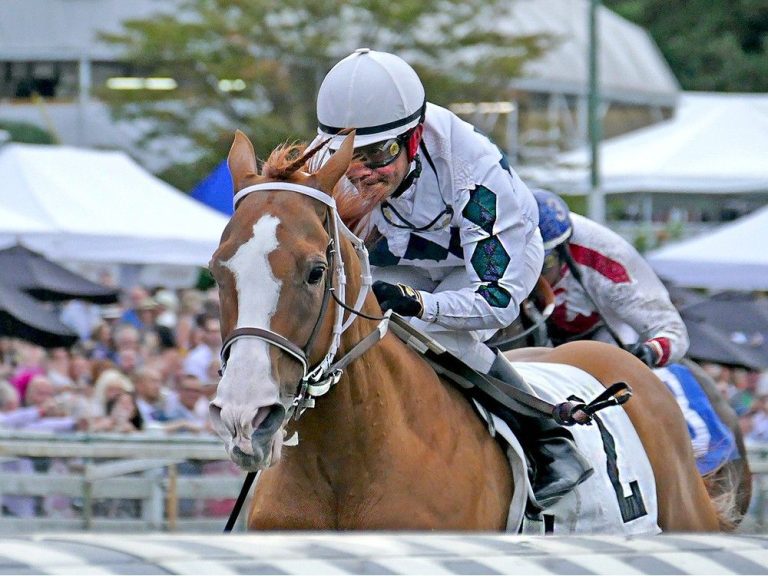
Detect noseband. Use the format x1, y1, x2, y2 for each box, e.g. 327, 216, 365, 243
219, 181, 389, 420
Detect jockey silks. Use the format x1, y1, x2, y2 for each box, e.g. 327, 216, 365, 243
548, 213, 689, 366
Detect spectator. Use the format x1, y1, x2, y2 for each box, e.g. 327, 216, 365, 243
745, 395, 768, 443
100, 304, 124, 327
133, 366, 168, 426
730, 368, 755, 417
113, 324, 141, 354
175, 290, 204, 353
163, 374, 210, 434
87, 321, 115, 361
0, 380, 20, 413
90, 369, 134, 420
201, 357, 221, 413
182, 314, 221, 383
68, 348, 93, 389
136, 297, 176, 352
104, 392, 144, 433
154, 289, 179, 330
91, 358, 118, 384
119, 285, 150, 329
9, 343, 46, 403
115, 347, 141, 376
60, 300, 101, 342
47, 347, 74, 390
13, 375, 82, 433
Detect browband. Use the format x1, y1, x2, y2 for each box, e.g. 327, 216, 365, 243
233, 182, 336, 210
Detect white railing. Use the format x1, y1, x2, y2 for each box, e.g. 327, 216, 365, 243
1, 431, 767, 533
0, 430, 250, 532
745, 443, 768, 532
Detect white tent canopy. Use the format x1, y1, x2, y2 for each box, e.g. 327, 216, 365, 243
647, 204, 768, 291
0, 204, 49, 237
0, 143, 229, 266
528, 93, 768, 195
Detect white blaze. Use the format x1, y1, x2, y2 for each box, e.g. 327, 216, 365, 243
219, 215, 282, 409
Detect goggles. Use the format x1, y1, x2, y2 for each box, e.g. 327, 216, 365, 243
542, 251, 561, 271
352, 133, 409, 169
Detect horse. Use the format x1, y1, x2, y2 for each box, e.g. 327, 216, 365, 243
494, 282, 752, 524
208, 129, 731, 532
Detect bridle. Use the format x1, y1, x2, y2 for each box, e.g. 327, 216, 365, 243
218, 181, 390, 421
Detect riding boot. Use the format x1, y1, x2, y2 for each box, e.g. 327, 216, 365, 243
488, 352, 594, 509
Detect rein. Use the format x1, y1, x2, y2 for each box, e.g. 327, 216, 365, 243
220, 180, 390, 532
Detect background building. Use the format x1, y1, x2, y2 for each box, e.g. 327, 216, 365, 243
0, 0, 678, 171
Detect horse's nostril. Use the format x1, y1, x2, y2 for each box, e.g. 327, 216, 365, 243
209, 402, 229, 437
252, 404, 286, 434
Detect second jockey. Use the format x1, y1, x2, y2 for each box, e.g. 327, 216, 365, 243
534, 188, 690, 368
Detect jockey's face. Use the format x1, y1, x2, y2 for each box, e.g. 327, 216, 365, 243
344, 125, 423, 202
345, 141, 410, 201
541, 251, 563, 286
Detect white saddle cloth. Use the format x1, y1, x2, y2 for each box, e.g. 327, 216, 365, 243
475, 361, 661, 536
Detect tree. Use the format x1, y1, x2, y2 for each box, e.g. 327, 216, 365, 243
100, 0, 548, 190
0, 120, 56, 145
605, 0, 768, 92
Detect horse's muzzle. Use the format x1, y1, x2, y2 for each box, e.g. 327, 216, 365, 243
229, 403, 286, 471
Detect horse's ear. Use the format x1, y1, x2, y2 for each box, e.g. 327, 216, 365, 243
314, 130, 355, 194
228, 130, 259, 193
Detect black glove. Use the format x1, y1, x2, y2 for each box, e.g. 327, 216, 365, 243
627, 342, 657, 368
372, 280, 424, 318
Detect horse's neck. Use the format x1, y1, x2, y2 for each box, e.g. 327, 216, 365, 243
287, 273, 446, 480
296, 313, 437, 433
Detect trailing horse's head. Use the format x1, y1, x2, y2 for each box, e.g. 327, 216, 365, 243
208, 130, 355, 471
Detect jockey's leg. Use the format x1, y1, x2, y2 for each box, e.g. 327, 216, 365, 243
488, 351, 594, 509
374, 266, 593, 508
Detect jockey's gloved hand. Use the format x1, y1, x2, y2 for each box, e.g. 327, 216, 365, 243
372, 281, 424, 318
627, 342, 658, 368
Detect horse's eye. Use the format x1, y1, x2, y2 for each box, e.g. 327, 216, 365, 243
307, 265, 326, 285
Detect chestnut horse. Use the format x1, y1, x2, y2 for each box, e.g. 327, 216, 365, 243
209, 130, 729, 531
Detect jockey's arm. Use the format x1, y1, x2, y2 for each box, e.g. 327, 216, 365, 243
587, 246, 690, 367
418, 163, 543, 332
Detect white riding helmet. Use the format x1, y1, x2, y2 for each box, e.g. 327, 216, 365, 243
317, 48, 426, 150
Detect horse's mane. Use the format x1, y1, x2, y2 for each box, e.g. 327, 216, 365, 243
264, 140, 381, 235
262, 142, 316, 181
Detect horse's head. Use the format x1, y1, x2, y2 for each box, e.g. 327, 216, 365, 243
208, 130, 356, 471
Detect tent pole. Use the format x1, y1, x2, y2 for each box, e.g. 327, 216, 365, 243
587, 0, 605, 224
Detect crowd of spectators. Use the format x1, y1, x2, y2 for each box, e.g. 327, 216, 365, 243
0, 284, 222, 437
706, 363, 768, 444
0, 282, 238, 520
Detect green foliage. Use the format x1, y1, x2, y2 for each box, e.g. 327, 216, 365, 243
605, 0, 768, 92
196, 267, 216, 291
0, 120, 56, 144
99, 0, 547, 188
561, 194, 587, 216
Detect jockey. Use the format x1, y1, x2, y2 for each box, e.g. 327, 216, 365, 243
314, 48, 592, 508
534, 188, 690, 367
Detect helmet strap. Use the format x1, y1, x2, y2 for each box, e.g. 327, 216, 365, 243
406, 125, 424, 161
391, 156, 422, 199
